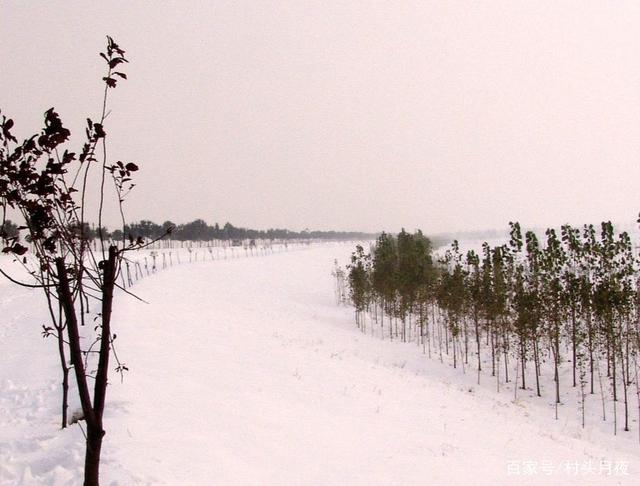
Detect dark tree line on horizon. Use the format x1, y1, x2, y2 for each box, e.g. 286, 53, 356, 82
1, 218, 375, 243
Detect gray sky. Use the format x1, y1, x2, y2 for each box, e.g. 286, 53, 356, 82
2, 1, 640, 234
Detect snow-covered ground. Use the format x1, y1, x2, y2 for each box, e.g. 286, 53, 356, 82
1, 242, 638, 485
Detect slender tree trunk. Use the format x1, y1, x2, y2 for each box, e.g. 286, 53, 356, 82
56, 258, 99, 485
87, 246, 117, 486
452, 322, 457, 369
496, 332, 501, 393
445, 323, 449, 355
618, 335, 629, 432
580, 363, 586, 428
426, 304, 432, 359
438, 310, 443, 363
553, 322, 561, 407
503, 329, 509, 383
459, 334, 466, 374
490, 324, 496, 377
44, 289, 69, 429
520, 338, 526, 390
553, 330, 560, 409
420, 304, 425, 354
56, 258, 94, 420
57, 328, 69, 429
607, 338, 611, 378
514, 356, 519, 401
625, 328, 631, 386
612, 330, 617, 402
588, 313, 594, 394
634, 354, 640, 444
463, 317, 469, 365
533, 337, 541, 397
57, 247, 117, 486
474, 310, 481, 374
572, 306, 577, 387
596, 354, 606, 421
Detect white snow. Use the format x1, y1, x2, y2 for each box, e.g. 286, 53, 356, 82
1, 242, 638, 485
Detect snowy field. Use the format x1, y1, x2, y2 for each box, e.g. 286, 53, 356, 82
1, 242, 639, 485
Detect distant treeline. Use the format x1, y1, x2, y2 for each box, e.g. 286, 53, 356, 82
122, 219, 379, 241
1, 218, 376, 242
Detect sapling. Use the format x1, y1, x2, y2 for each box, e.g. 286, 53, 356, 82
0, 37, 148, 485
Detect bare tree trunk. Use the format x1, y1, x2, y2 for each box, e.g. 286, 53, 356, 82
57, 326, 70, 429
503, 330, 509, 383
56, 246, 117, 486
588, 313, 594, 394
56, 258, 98, 485
520, 338, 526, 390
463, 317, 469, 365
474, 310, 481, 374
490, 324, 496, 377
571, 306, 577, 387
452, 323, 457, 369
618, 335, 629, 432
87, 246, 117, 485
533, 337, 541, 397
43, 288, 70, 428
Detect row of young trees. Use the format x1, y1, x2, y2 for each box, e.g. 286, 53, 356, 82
343, 223, 640, 438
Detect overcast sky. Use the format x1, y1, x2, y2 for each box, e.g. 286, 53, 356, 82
2, 1, 640, 234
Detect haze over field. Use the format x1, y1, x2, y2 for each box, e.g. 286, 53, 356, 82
3, 1, 640, 233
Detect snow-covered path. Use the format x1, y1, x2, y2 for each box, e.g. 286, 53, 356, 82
1, 243, 639, 484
